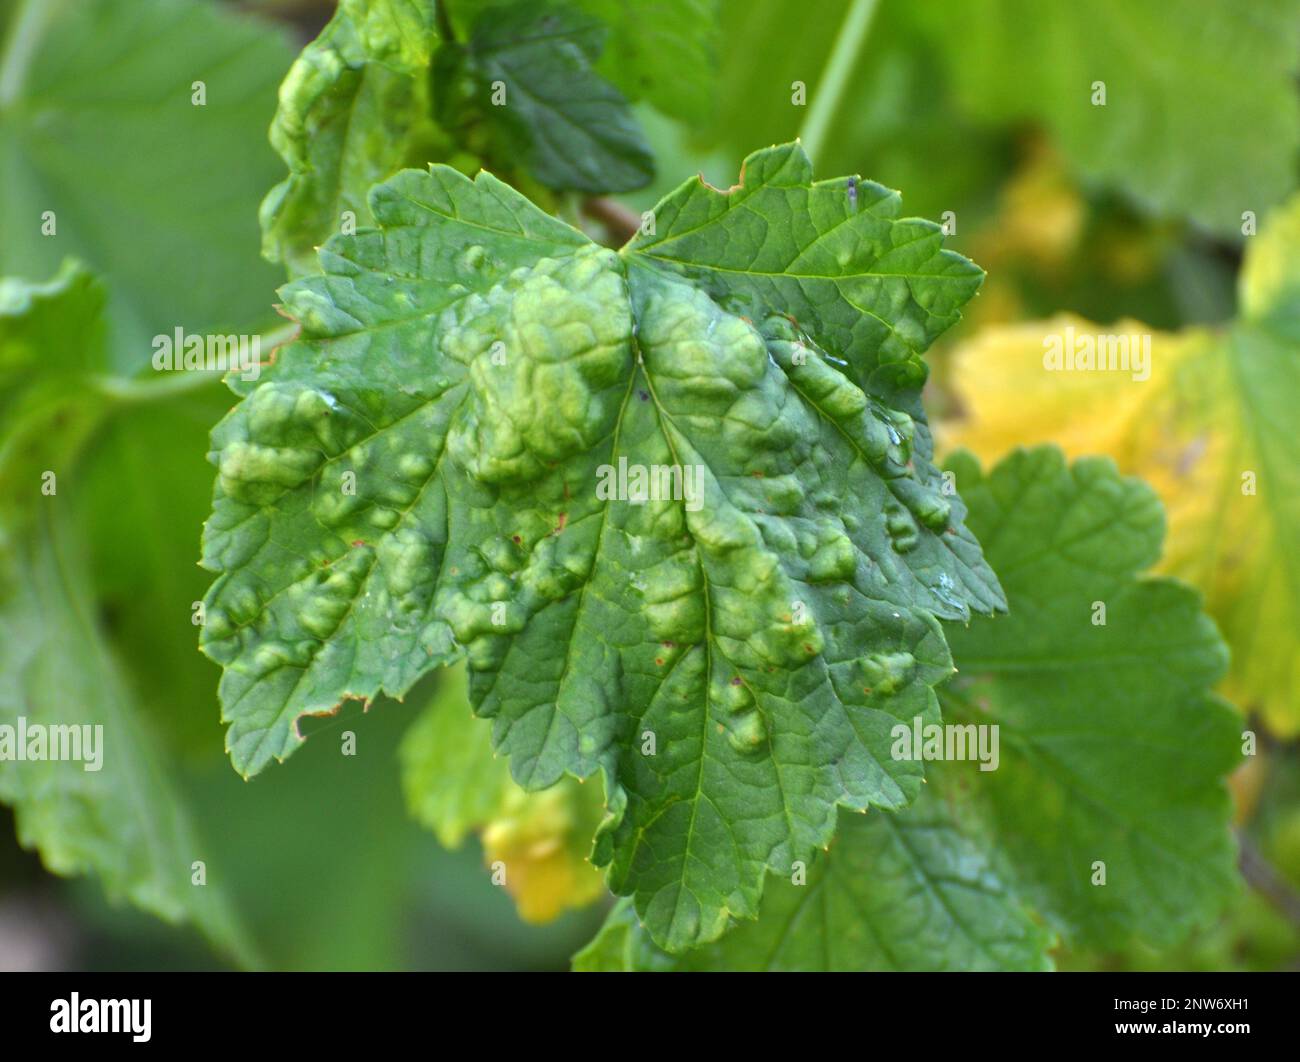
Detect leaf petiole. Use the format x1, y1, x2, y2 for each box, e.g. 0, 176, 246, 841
797, 0, 880, 165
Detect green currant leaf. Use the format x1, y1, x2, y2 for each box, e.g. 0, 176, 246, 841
0, 261, 110, 519
259, 0, 443, 277
260, 0, 682, 276
435, 0, 654, 194
575, 446, 1239, 968
0, 264, 254, 964
941, 446, 1242, 948
452, 0, 721, 125
0, 0, 292, 371
629, 144, 987, 382
574, 779, 1054, 972
909, 0, 1300, 236
572, 0, 719, 124
0, 515, 255, 966
200, 142, 999, 950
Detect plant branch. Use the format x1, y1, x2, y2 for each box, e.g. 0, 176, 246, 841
1237, 830, 1300, 931
434, 0, 458, 44
797, 0, 879, 165
582, 196, 641, 246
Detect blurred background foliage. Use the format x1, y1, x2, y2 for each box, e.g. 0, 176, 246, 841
1, 0, 1299, 971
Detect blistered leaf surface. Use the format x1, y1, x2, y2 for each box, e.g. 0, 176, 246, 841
201, 143, 997, 949
576, 446, 1239, 967
259, 0, 442, 276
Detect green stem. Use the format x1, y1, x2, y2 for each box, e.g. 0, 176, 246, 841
435, 0, 458, 44
92, 370, 225, 404
91, 323, 299, 404
797, 0, 880, 165
0, 0, 64, 109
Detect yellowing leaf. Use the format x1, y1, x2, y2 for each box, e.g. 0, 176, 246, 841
481, 784, 606, 924
941, 313, 1196, 464
942, 197, 1300, 734
399, 665, 606, 923
971, 142, 1085, 277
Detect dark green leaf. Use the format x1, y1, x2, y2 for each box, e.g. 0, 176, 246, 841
439, 1, 654, 193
